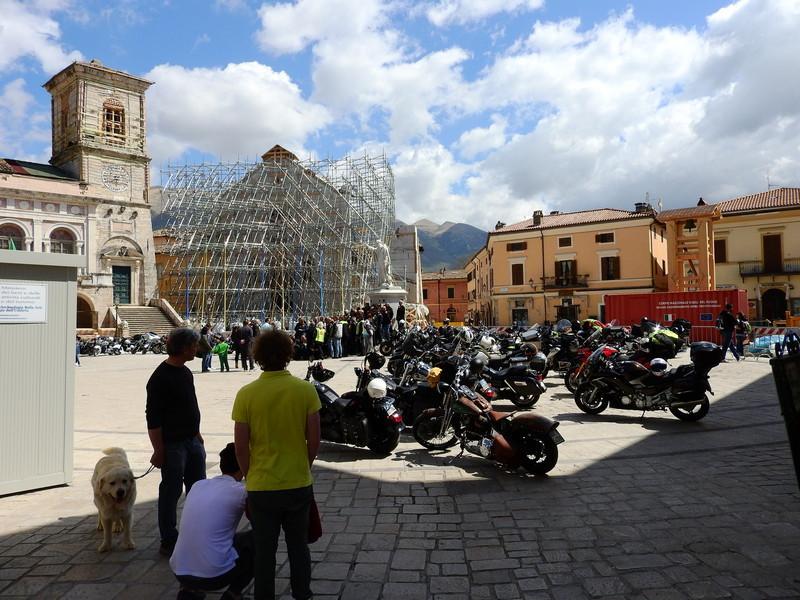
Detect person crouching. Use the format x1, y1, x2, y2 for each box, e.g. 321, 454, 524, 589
170, 443, 253, 600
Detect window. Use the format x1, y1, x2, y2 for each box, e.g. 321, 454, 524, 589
50, 228, 76, 254
102, 100, 125, 145
714, 239, 727, 263
422, 288, 428, 300
0, 223, 25, 250
601, 256, 620, 280
558, 236, 572, 248
511, 263, 524, 285
506, 241, 527, 252
595, 232, 614, 244
555, 260, 577, 285
447, 287, 455, 299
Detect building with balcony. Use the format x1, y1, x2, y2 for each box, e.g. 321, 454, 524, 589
422, 269, 469, 323
711, 188, 800, 321
478, 205, 668, 325
0, 60, 158, 332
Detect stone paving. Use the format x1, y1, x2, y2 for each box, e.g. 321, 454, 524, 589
1, 352, 799, 599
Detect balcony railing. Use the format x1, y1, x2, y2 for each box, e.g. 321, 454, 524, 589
542, 274, 590, 289
739, 259, 800, 276
0, 236, 25, 251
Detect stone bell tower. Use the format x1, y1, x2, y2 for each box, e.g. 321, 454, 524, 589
43, 60, 157, 312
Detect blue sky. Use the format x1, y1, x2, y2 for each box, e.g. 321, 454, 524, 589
1, 0, 799, 228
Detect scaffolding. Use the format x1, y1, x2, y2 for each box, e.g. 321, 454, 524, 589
159, 147, 395, 325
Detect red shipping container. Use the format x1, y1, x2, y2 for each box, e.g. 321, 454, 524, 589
603, 290, 748, 344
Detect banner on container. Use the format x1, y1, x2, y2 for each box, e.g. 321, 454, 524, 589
0, 281, 48, 324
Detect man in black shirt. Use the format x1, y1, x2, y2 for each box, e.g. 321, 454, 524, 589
717, 303, 740, 361
147, 328, 207, 557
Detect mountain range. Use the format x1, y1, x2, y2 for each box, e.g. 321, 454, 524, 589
399, 219, 487, 271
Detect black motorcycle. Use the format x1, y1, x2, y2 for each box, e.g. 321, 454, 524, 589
305, 361, 403, 455
478, 355, 546, 408
574, 342, 723, 421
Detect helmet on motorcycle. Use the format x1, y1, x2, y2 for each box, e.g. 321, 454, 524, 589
366, 378, 388, 399
649, 358, 668, 375
469, 355, 486, 375
460, 327, 474, 343
366, 351, 385, 370
479, 335, 493, 350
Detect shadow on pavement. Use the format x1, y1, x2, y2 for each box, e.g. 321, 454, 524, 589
1, 367, 799, 599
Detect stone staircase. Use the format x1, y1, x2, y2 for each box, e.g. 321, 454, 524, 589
116, 305, 176, 335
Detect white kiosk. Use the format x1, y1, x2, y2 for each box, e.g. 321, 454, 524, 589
0, 249, 83, 495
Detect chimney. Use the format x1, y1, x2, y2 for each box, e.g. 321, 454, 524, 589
697, 197, 706, 206
533, 210, 543, 226
634, 202, 652, 213
549, 210, 560, 215
494, 221, 506, 230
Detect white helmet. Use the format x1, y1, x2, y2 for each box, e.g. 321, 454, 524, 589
366, 378, 388, 399
460, 328, 474, 343
479, 335, 494, 349
650, 358, 668, 375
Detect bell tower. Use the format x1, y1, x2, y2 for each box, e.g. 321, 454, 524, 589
43, 59, 153, 205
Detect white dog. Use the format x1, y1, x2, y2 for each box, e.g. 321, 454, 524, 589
91, 447, 136, 552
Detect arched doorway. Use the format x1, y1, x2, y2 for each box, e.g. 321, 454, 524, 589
76, 296, 95, 329
0, 223, 25, 250
50, 228, 76, 254
761, 288, 787, 322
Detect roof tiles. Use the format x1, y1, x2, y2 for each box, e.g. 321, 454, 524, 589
716, 188, 800, 214
492, 208, 653, 234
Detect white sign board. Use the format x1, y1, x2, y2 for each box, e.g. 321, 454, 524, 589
0, 281, 48, 324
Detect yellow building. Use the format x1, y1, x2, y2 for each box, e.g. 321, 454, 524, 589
465, 245, 491, 324
470, 205, 668, 325
711, 189, 800, 321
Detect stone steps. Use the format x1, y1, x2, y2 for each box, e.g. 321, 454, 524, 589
116, 306, 175, 335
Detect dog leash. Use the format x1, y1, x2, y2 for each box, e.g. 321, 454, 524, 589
134, 465, 157, 480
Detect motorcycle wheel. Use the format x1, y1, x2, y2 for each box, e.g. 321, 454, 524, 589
412, 411, 458, 450
564, 366, 580, 394
519, 433, 558, 475
367, 427, 401, 456
669, 398, 709, 421
508, 391, 541, 408
379, 341, 393, 356
575, 385, 608, 415
153, 344, 163, 354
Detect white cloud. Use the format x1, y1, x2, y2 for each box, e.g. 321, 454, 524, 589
256, 0, 470, 145
456, 114, 507, 159
445, 1, 800, 227
426, 0, 544, 27
0, 0, 82, 74
255, 0, 386, 54
144, 62, 331, 166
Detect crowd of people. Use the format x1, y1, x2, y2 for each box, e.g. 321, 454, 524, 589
194, 301, 409, 372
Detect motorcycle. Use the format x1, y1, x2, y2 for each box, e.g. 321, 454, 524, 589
474, 352, 546, 408
573, 342, 723, 421
305, 361, 403, 455
411, 361, 564, 475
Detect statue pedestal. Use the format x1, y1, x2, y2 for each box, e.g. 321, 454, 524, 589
369, 283, 407, 309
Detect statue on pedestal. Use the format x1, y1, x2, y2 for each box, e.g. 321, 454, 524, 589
366, 240, 393, 288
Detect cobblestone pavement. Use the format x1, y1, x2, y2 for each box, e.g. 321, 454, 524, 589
1, 352, 799, 599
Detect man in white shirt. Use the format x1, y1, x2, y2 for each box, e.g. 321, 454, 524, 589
170, 443, 253, 600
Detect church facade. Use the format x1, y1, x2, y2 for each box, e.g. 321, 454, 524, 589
0, 60, 157, 331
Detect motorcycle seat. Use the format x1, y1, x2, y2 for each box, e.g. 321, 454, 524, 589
487, 410, 513, 422
488, 364, 528, 379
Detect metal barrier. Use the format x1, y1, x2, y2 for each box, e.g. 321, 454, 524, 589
689, 326, 721, 344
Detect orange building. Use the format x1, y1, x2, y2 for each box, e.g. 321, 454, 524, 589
422, 269, 469, 323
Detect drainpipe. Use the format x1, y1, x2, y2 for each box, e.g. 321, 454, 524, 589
540, 229, 547, 321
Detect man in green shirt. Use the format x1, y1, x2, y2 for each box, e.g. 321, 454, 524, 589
232, 330, 321, 600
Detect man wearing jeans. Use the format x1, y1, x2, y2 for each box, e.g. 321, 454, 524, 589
717, 304, 740, 361
147, 327, 208, 557
233, 330, 321, 600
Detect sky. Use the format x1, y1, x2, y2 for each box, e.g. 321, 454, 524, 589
1, 0, 799, 229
